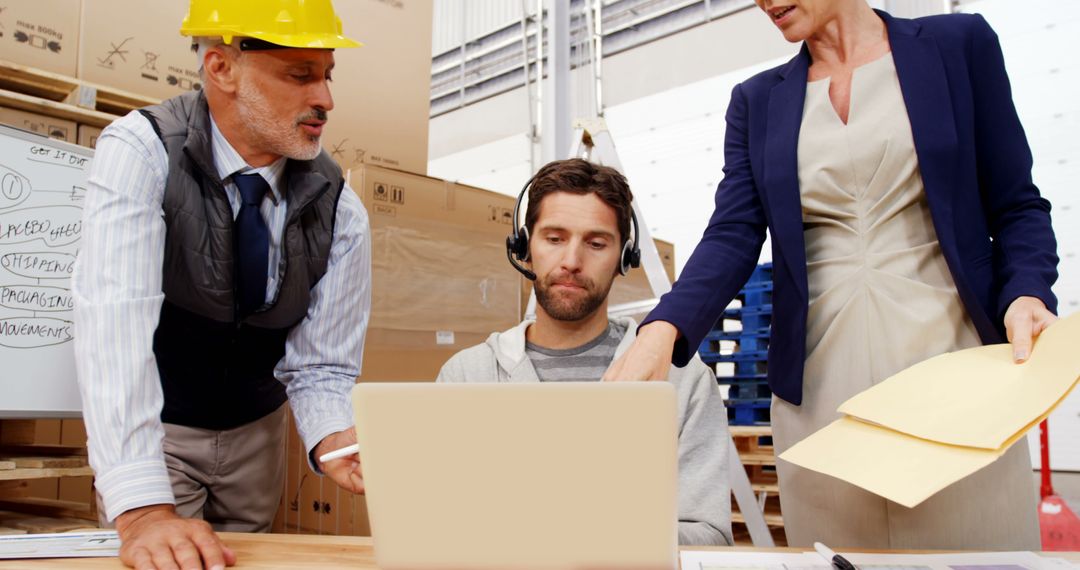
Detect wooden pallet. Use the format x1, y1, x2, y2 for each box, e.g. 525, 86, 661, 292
0, 509, 95, 534
0, 440, 98, 529
0, 58, 159, 127
0, 444, 92, 481
732, 510, 785, 527
730, 425, 774, 453
731, 524, 787, 547
0, 497, 96, 521
729, 424, 786, 545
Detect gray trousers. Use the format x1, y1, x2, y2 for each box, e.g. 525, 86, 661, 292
98, 404, 288, 532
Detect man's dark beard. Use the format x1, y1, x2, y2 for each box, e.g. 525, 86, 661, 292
534, 273, 614, 321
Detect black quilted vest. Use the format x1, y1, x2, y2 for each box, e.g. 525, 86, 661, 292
139, 90, 345, 430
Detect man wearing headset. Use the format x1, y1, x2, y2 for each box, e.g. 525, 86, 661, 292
436, 158, 732, 546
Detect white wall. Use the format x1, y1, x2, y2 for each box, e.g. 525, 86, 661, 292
429, 4, 793, 164
433, 0, 526, 56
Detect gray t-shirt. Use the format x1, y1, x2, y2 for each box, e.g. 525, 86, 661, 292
525, 322, 627, 382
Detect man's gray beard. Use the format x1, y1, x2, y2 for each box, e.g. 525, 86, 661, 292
235, 80, 322, 161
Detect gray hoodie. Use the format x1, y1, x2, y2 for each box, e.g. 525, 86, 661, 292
436, 316, 733, 546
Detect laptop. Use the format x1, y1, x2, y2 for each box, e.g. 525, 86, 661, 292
352, 381, 680, 570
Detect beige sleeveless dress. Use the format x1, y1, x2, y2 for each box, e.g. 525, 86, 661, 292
769, 53, 1040, 549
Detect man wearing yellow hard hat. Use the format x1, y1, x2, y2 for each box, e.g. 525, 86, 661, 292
72, 1, 368, 567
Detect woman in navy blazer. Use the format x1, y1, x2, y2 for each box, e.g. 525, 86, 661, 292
606, 0, 1058, 549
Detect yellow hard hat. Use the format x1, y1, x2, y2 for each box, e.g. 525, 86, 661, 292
180, 0, 361, 49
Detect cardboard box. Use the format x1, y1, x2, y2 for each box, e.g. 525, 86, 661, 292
0, 107, 77, 142
348, 164, 522, 382
57, 419, 92, 505
0, 419, 92, 507
78, 0, 433, 174
297, 460, 329, 534
275, 406, 369, 536
357, 335, 486, 382
290, 406, 352, 536
272, 411, 302, 534
77, 0, 200, 101
0, 0, 81, 76
321, 0, 433, 174
0, 419, 61, 445
77, 124, 102, 148
0, 419, 62, 501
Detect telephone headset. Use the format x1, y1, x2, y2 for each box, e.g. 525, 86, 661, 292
505, 173, 641, 281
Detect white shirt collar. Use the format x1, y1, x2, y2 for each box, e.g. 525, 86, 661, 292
208, 113, 287, 204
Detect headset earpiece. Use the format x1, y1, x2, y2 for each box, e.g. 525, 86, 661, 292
506, 178, 537, 280
505, 228, 528, 261
518, 227, 531, 261
619, 209, 642, 276
619, 240, 634, 276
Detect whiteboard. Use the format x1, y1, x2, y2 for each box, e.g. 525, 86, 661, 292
0, 124, 92, 418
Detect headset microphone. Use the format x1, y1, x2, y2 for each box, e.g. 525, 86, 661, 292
505, 233, 536, 281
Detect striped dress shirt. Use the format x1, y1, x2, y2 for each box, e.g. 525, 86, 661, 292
72, 110, 371, 522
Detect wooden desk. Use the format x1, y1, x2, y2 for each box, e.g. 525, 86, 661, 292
9, 533, 1080, 568
11, 533, 376, 569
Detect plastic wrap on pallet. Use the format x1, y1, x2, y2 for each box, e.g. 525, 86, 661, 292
350, 163, 525, 341
370, 220, 520, 335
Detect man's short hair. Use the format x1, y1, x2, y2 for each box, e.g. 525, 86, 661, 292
524, 158, 634, 245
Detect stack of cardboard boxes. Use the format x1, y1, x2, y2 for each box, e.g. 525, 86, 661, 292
1, 0, 433, 168
0, 1, 92, 148
2, 0, 676, 537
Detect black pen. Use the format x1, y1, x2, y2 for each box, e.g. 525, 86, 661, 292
814, 541, 857, 570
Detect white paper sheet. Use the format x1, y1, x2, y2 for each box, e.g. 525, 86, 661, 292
680, 550, 1058, 570
0, 530, 119, 559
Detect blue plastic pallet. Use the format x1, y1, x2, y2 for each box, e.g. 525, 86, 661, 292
726, 398, 771, 425
738, 281, 774, 308
716, 372, 767, 382
704, 329, 771, 343
698, 349, 768, 363
746, 263, 773, 284
699, 337, 769, 363
699, 334, 768, 351
699, 261, 775, 427
723, 305, 773, 318
742, 280, 774, 292
723, 380, 772, 400
721, 307, 772, 334
705, 359, 767, 377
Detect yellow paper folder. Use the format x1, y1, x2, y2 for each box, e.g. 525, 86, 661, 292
780, 312, 1080, 508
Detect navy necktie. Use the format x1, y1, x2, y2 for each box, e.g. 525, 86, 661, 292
233, 173, 270, 317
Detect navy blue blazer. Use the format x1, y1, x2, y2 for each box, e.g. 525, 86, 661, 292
643, 10, 1058, 405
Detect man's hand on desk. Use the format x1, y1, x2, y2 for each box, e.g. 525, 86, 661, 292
115, 504, 236, 570
315, 428, 365, 494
